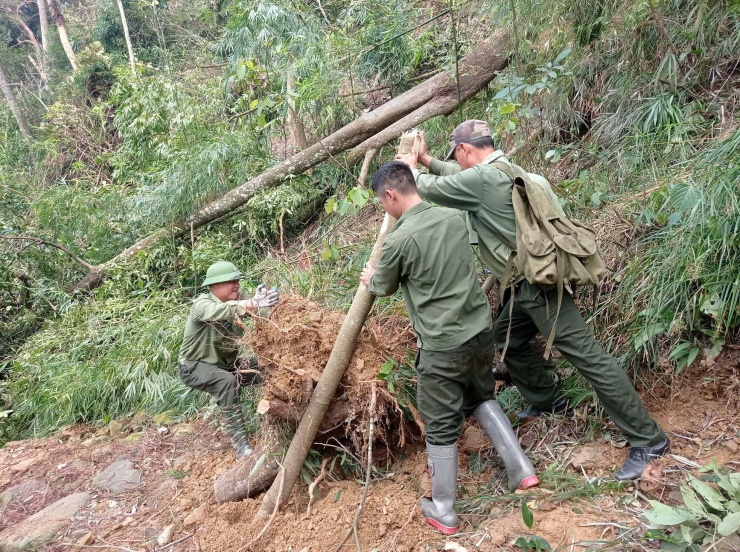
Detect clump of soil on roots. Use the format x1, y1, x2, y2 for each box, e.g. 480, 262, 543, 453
243, 295, 420, 456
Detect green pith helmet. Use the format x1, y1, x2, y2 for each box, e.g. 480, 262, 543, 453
201, 261, 244, 287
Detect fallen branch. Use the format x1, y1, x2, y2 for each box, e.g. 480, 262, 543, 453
345, 29, 510, 166
0, 235, 93, 270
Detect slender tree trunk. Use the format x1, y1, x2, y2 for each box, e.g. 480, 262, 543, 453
37, 0, 49, 51
115, 0, 137, 74
47, 0, 78, 71
0, 62, 33, 143
256, 212, 396, 519
286, 68, 308, 153
68, 33, 510, 292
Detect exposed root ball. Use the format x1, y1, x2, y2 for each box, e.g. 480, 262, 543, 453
242, 296, 419, 455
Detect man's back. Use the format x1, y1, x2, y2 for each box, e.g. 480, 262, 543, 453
369, 201, 491, 351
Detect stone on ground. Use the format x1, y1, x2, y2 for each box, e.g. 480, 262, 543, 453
0, 491, 92, 551
0, 479, 47, 511
91, 457, 142, 495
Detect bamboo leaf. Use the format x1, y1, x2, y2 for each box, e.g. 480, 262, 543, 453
521, 501, 534, 528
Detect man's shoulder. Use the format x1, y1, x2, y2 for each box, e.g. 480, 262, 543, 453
190, 292, 214, 309
393, 206, 465, 242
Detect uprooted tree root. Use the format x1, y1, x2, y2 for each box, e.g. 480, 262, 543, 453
214, 296, 421, 503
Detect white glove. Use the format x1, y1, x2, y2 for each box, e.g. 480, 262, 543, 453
252, 285, 279, 309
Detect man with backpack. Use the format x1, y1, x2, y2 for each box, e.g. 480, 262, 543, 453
395, 120, 669, 481
361, 161, 539, 535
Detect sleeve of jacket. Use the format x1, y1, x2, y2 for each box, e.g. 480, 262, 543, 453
368, 236, 405, 297
429, 158, 462, 176
192, 297, 245, 322
414, 165, 483, 212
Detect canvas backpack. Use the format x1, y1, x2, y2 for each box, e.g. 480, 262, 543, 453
491, 161, 607, 359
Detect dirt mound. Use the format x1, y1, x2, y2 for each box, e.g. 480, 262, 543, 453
244, 295, 419, 454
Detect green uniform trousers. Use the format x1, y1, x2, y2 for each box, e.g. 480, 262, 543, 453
494, 280, 665, 447
179, 357, 261, 408
416, 328, 496, 446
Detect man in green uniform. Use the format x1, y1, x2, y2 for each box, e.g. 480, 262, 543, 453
361, 161, 539, 536
178, 261, 279, 460
396, 121, 669, 481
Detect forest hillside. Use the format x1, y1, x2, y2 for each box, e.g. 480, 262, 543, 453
0, 0, 738, 550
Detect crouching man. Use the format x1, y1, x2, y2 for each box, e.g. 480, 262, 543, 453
360, 162, 539, 536
178, 261, 278, 461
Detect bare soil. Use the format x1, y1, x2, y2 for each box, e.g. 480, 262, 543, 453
1, 344, 738, 551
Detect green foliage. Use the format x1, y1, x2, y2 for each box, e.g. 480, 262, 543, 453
615, 129, 740, 365
513, 536, 552, 552
324, 187, 373, 217
643, 462, 740, 551
376, 357, 416, 409
3, 290, 204, 442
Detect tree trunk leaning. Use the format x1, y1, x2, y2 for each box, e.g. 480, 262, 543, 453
256, 212, 396, 519
0, 62, 32, 143
47, 0, 78, 71
115, 0, 137, 74
69, 34, 509, 292
345, 29, 510, 167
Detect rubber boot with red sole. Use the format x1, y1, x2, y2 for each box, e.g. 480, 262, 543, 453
474, 400, 539, 491
420, 442, 458, 535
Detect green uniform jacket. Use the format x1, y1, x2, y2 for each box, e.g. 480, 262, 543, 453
178, 292, 249, 368
414, 151, 565, 280
369, 201, 492, 351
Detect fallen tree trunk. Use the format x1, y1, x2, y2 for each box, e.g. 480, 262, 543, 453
345, 29, 510, 167
256, 212, 396, 519
256, 398, 350, 432
213, 419, 285, 503
70, 32, 510, 292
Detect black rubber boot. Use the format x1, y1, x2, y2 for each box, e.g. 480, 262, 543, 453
516, 397, 569, 420
221, 405, 253, 461
615, 438, 670, 481
420, 442, 458, 535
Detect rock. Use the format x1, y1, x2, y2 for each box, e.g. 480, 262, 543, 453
570, 446, 601, 470
460, 426, 488, 453
157, 524, 174, 546
183, 505, 206, 526
108, 420, 125, 437
722, 439, 738, 453
0, 492, 92, 551
378, 523, 387, 538
91, 459, 142, 495
0, 479, 47, 511
174, 423, 194, 435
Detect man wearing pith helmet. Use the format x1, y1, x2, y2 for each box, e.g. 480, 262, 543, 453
178, 261, 279, 460
395, 120, 669, 481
